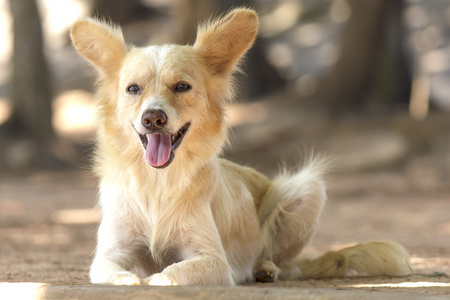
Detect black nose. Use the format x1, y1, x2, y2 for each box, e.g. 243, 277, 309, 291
141, 109, 168, 130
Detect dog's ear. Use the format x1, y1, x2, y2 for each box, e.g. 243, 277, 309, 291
71, 19, 127, 77
194, 8, 258, 76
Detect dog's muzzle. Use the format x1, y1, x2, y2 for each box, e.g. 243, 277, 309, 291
136, 111, 190, 169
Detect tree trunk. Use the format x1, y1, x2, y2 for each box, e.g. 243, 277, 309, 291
317, 0, 390, 114
8, 0, 53, 138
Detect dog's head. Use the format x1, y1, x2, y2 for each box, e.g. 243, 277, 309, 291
71, 9, 258, 169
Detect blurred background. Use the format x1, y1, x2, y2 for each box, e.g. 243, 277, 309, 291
0, 0, 450, 285
0, 0, 450, 174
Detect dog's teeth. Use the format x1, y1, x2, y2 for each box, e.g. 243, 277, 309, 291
172, 135, 176, 144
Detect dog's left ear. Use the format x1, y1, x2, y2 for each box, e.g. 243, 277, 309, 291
194, 8, 258, 75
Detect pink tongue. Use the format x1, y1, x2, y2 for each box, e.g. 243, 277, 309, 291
145, 134, 172, 167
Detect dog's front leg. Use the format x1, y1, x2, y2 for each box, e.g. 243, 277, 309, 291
90, 255, 141, 285
144, 254, 233, 286
143, 210, 234, 286
90, 182, 151, 285
90, 216, 142, 285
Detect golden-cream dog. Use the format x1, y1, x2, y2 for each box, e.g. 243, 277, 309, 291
71, 8, 412, 285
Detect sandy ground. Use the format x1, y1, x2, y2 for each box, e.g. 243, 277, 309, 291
1, 169, 449, 296
1, 106, 450, 296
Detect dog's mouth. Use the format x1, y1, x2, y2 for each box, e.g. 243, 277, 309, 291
138, 122, 191, 169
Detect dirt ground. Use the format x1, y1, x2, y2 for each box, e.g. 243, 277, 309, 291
1, 101, 450, 297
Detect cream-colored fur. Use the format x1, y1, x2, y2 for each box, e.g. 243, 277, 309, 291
71, 8, 412, 286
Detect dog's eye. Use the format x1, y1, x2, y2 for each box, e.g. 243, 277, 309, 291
127, 84, 141, 95
174, 82, 191, 93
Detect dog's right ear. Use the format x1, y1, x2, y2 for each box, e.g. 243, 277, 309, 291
71, 19, 127, 77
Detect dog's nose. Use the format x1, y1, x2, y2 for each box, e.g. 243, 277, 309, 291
141, 109, 168, 130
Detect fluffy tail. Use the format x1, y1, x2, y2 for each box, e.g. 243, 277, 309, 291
295, 241, 413, 279
257, 155, 329, 266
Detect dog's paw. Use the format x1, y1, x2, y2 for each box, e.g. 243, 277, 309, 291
143, 273, 178, 286
110, 271, 142, 285
254, 260, 280, 283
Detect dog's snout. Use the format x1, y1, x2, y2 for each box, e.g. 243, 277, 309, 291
141, 109, 168, 130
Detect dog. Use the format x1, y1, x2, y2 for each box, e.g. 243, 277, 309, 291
71, 8, 412, 285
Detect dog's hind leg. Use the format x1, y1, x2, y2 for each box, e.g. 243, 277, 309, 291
254, 157, 328, 282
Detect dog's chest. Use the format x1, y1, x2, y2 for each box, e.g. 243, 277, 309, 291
135, 214, 184, 270
125, 192, 196, 270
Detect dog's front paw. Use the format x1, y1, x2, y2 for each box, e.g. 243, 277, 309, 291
143, 273, 178, 286
110, 271, 141, 285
